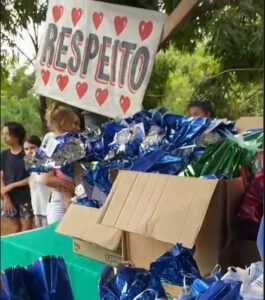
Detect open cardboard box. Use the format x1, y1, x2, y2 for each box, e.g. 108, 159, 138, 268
57, 170, 260, 297
235, 116, 263, 133
57, 117, 262, 297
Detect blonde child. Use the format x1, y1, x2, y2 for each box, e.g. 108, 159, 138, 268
41, 104, 80, 224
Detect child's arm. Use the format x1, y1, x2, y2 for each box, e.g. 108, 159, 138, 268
1, 177, 29, 195
42, 171, 75, 195
1, 171, 14, 213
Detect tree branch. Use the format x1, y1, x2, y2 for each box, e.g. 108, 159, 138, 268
25, 25, 38, 54
2, 32, 35, 66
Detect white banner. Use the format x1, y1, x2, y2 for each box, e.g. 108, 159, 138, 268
33, 0, 166, 118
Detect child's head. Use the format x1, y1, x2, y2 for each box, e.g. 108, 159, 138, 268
45, 104, 80, 134
187, 100, 214, 118
24, 135, 42, 156
2, 122, 26, 147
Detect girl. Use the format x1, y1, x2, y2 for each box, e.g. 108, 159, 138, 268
23, 135, 52, 228
1, 122, 34, 233
41, 104, 80, 224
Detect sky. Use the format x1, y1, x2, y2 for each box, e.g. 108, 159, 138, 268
13, 22, 46, 73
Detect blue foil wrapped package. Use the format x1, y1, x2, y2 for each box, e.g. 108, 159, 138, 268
26, 132, 91, 172
148, 154, 185, 175
150, 244, 201, 286
82, 159, 134, 195
178, 267, 222, 300
1, 256, 74, 300
99, 264, 167, 300
74, 197, 101, 208
24, 256, 74, 300
162, 115, 210, 148
194, 281, 242, 300
129, 149, 165, 172
102, 121, 129, 153
1, 266, 30, 300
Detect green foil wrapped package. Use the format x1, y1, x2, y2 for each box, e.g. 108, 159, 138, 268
181, 137, 259, 179
243, 130, 263, 149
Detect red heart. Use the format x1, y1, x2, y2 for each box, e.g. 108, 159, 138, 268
52, 5, 64, 23
71, 8, 82, 27
57, 75, 69, 91
95, 88, 108, 106
114, 16, 127, 36
139, 20, 153, 41
76, 82, 88, 99
119, 95, 130, 113
93, 12, 103, 30
41, 70, 50, 85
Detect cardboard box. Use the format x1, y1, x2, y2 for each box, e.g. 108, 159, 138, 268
73, 238, 122, 266
235, 116, 263, 133
98, 171, 228, 274
57, 204, 123, 266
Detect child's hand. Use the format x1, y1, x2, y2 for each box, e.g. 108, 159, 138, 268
3, 195, 14, 215
1, 184, 14, 195
60, 180, 75, 196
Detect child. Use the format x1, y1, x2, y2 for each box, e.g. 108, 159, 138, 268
24, 135, 51, 228
41, 104, 80, 224
187, 99, 214, 118
1, 122, 34, 233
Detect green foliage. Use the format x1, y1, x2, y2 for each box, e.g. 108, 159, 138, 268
163, 0, 263, 83
0, 0, 263, 135
144, 44, 263, 119
1, 64, 43, 151
144, 45, 219, 113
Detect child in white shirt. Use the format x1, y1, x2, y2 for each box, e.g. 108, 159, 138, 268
23, 135, 51, 228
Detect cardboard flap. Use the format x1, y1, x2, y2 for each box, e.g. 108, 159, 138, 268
56, 204, 122, 250
99, 170, 219, 248
235, 116, 263, 133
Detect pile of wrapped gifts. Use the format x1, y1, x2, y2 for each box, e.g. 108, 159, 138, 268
24, 108, 263, 299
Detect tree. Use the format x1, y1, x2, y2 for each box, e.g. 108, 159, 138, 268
144, 44, 263, 119
1, 0, 263, 124
1, 0, 48, 132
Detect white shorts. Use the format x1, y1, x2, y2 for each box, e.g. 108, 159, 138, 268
46, 191, 66, 225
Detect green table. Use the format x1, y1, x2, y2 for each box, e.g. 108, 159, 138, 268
1, 223, 104, 300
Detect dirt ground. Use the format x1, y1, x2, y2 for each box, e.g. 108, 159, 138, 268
1, 216, 14, 236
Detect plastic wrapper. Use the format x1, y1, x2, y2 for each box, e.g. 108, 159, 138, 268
71, 183, 102, 208
1, 266, 30, 300
194, 281, 242, 300
237, 150, 263, 240
83, 159, 133, 194
106, 127, 141, 160
1, 256, 74, 300
129, 149, 165, 172
148, 154, 186, 175
139, 126, 165, 155
150, 244, 201, 286
99, 264, 167, 300
26, 132, 90, 172
161, 115, 210, 148
73, 197, 101, 208
243, 130, 263, 149
181, 138, 258, 179
178, 266, 222, 300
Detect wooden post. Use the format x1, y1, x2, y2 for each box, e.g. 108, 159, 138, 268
160, 0, 199, 44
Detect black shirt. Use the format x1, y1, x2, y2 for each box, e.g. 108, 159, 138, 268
0, 149, 31, 204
